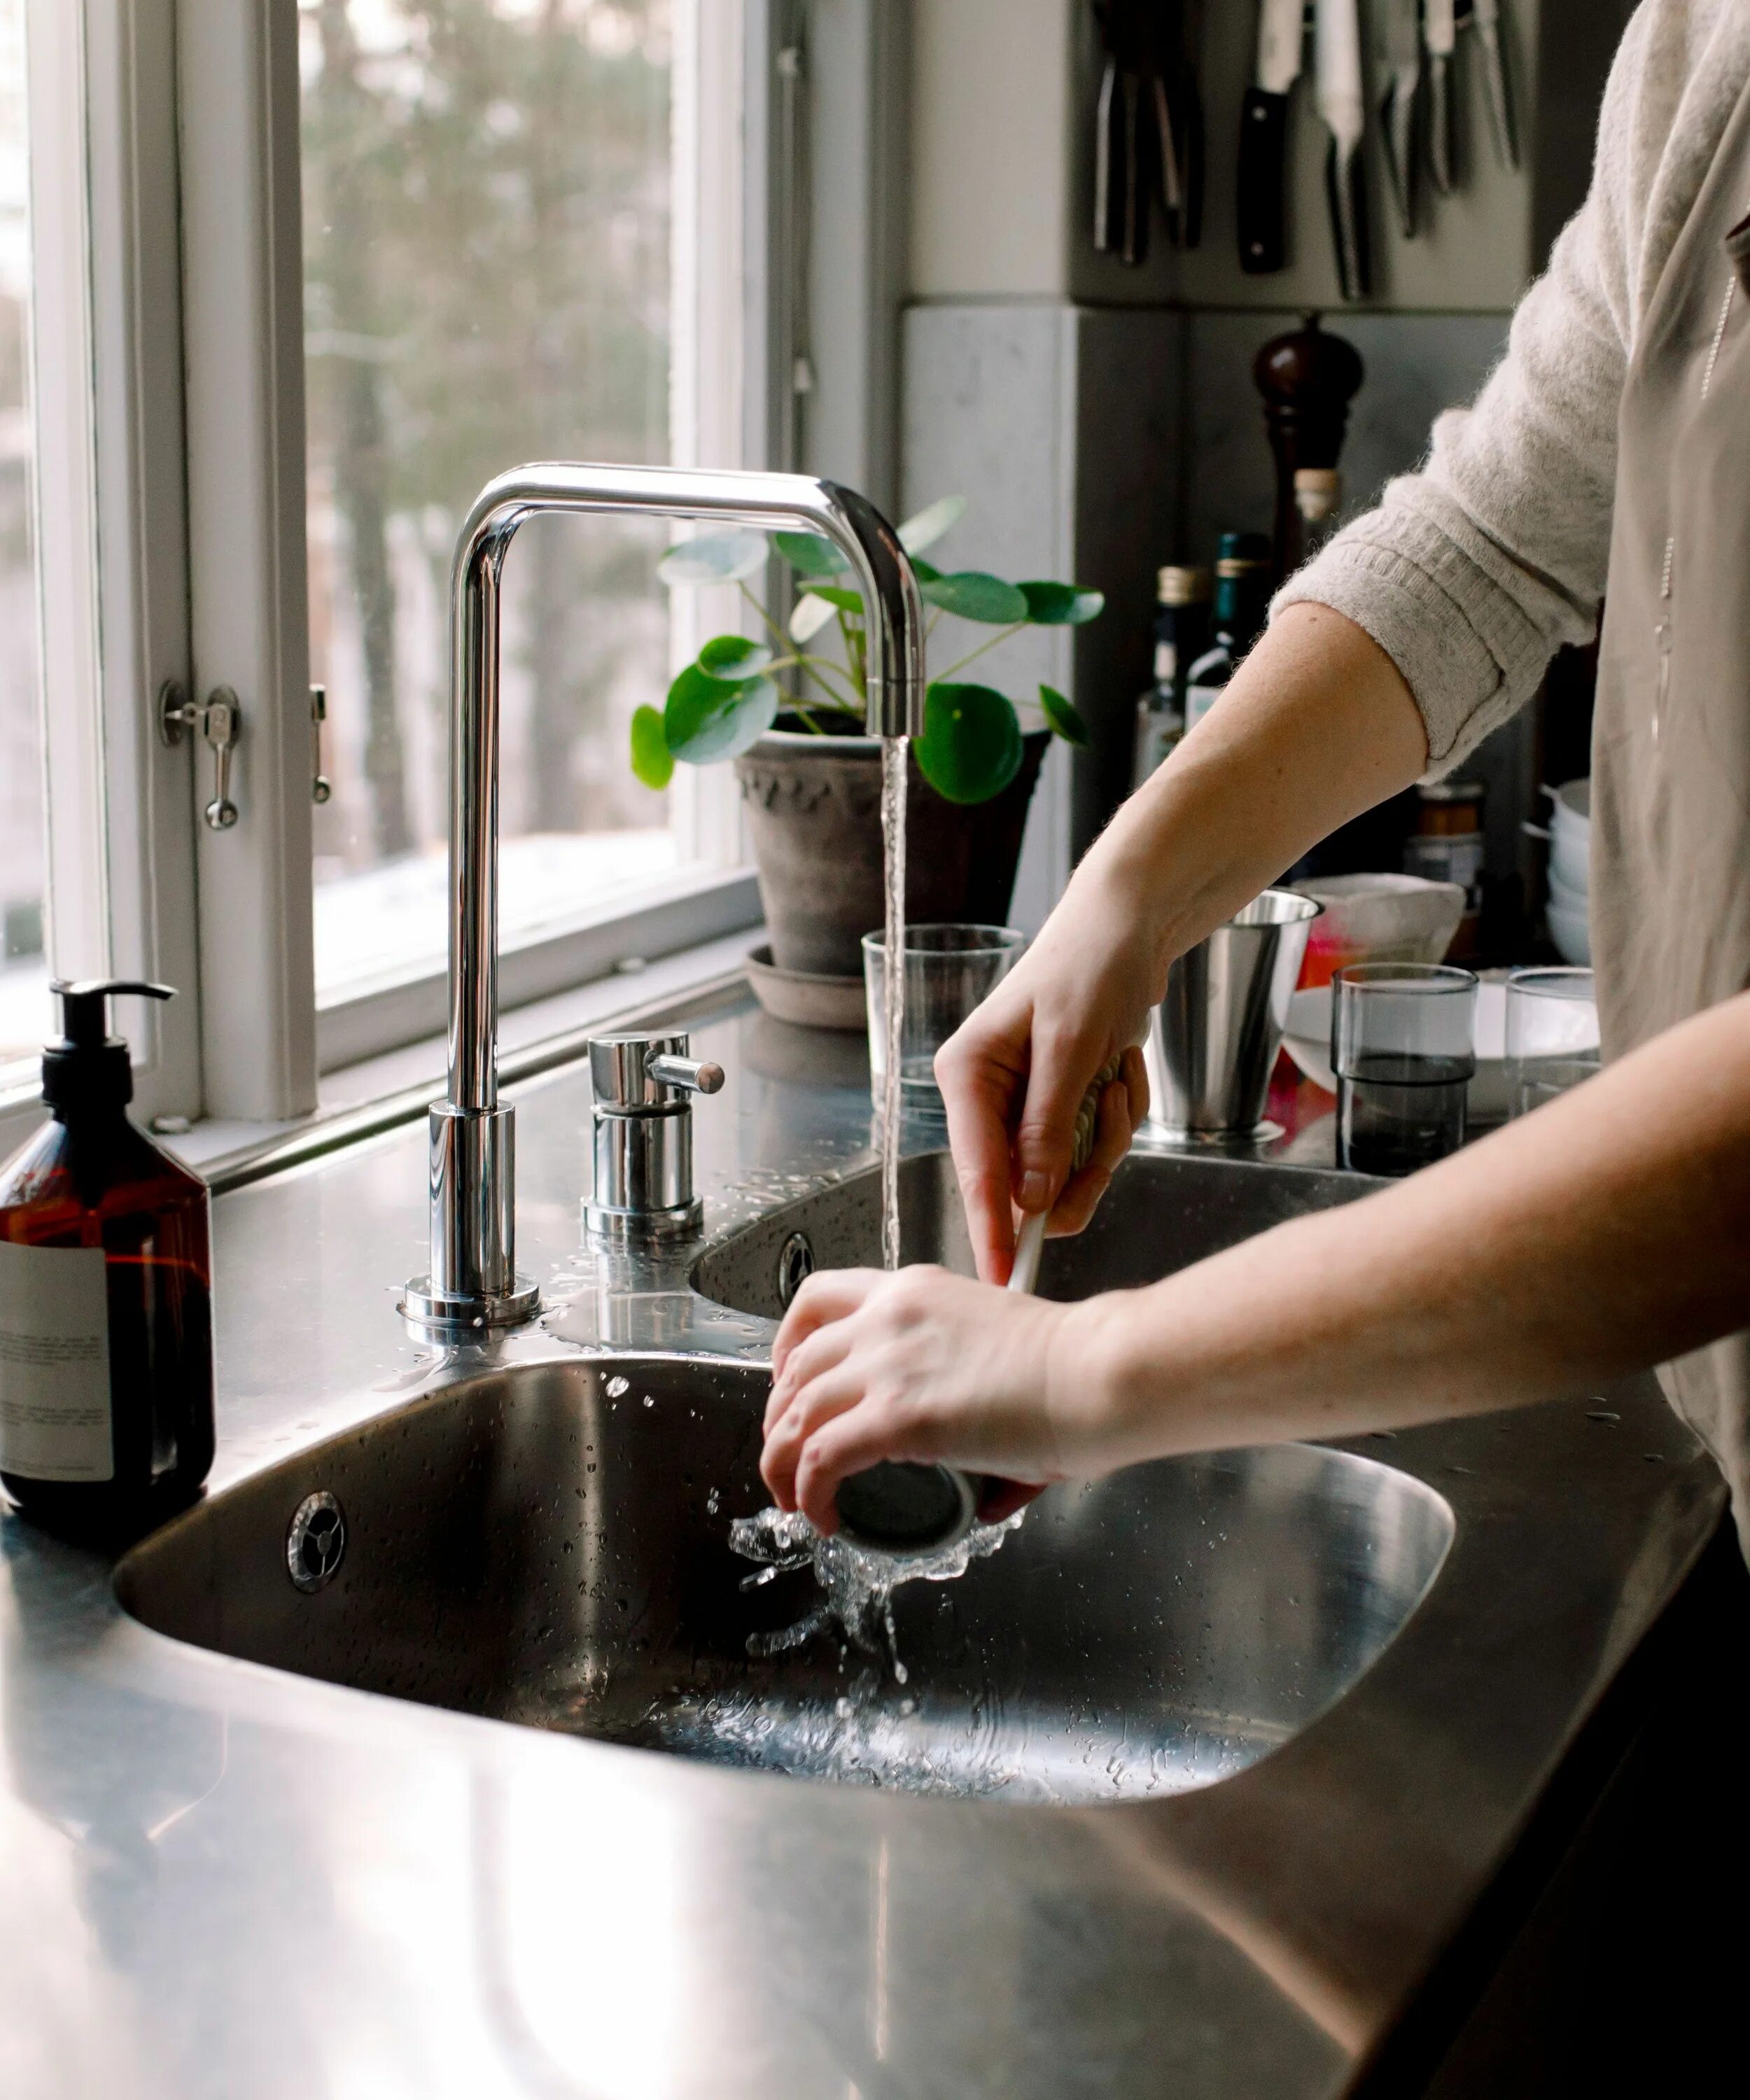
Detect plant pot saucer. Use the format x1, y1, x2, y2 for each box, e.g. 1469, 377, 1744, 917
744, 944, 866, 1032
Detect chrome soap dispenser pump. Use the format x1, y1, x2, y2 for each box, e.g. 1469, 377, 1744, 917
584, 1032, 724, 1240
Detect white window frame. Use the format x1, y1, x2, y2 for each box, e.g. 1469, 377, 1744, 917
0, 0, 905, 1150
178, 0, 767, 1097
0, 0, 202, 1156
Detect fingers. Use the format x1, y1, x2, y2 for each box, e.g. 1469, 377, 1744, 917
936, 1022, 1027, 1284
771, 1267, 882, 1385
1045, 1069, 1138, 1237
1011, 1026, 1106, 1218
792, 1394, 940, 1534
1119, 1042, 1150, 1132
976, 1477, 1046, 1525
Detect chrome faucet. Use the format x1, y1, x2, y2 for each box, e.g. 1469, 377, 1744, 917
400, 464, 927, 1330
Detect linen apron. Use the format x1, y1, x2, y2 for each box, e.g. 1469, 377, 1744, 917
1592, 71, 1750, 1553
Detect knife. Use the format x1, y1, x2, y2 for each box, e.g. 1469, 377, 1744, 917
1471, 0, 1518, 169
1378, 0, 1421, 238
1237, 0, 1306, 274
1316, 0, 1369, 300
1425, 0, 1457, 194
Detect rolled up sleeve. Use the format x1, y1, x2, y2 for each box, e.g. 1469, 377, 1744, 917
1275, 4, 1646, 772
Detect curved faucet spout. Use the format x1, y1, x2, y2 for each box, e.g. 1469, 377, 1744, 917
400, 462, 927, 1332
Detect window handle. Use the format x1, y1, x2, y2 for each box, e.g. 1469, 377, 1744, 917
310, 685, 332, 805
160, 680, 241, 830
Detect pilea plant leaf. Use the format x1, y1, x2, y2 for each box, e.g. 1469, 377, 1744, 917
1019, 580, 1105, 626
663, 662, 779, 764
774, 531, 849, 579
697, 634, 774, 680
788, 592, 839, 643
657, 529, 767, 587
915, 681, 1025, 805
1038, 683, 1091, 747
920, 570, 1030, 624
629, 704, 674, 790
897, 495, 967, 554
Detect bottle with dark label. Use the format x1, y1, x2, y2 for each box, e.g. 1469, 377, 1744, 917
1184, 532, 1273, 732
1132, 564, 1211, 788
0, 981, 214, 1540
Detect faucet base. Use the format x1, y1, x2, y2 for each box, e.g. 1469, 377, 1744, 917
398, 1274, 541, 1332
584, 1198, 704, 1243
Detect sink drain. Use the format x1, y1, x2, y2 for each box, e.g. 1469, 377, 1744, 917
776, 1231, 815, 1309
286, 1490, 347, 1592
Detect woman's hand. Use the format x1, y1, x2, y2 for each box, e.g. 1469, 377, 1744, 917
760, 1266, 1114, 1534
933, 864, 1158, 1285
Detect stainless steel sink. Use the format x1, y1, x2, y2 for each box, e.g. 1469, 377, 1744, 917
692, 1144, 1377, 1314
117, 1345, 1450, 1804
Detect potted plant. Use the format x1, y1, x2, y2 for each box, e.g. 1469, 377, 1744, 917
629, 496, 1103, 981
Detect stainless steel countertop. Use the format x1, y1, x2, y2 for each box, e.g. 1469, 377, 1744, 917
0, 977, 1724, 2099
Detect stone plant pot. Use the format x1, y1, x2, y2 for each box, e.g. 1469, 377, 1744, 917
735, 726, 1051, 979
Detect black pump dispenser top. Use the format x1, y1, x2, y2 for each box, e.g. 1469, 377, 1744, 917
42, 979, 174, 1114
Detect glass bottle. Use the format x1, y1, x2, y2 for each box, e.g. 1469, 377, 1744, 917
0, 981, 214, 1541
1133, 564, 1211, 788
1184, 532, 1274, 732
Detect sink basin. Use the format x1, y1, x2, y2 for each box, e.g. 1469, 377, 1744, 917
118, 1347, 1451, 1804
692, 1145, 1376, 1316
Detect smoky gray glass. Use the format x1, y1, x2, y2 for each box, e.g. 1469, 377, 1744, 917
1333, 962, 1478, 1176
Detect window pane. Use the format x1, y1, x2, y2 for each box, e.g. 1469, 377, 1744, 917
300, 0, 680, 1006
0, 0, 46, 1083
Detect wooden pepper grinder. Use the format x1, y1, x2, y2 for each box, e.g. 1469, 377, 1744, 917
1254, 314, 1364, 582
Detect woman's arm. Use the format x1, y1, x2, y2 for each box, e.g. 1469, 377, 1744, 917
764, 990, 1750, 1531
936, 15, 1650, 1282
937, 602, 1428, 1278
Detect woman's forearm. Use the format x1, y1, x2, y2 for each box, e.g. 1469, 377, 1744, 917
1066, 993, 1750, 1465
1090, 601, 1430, 977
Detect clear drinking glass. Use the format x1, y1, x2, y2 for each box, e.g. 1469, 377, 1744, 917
862, 925, 1026, 1104
1505, 967, 1600, 1116
1333, 962, 1478, 1175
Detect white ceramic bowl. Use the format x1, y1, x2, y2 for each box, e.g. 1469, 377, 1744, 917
1284, 977, 1515, 1123
1547, 899, 1592, 966
1546, 779, 1590, 894
1547, 865, 1588, 917
1289, 873, 1466, 987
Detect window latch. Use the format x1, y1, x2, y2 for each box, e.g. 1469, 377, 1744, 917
159, 681, 241, 831
310, 685, 332, 805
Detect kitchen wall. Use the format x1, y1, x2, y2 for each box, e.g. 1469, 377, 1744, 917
897, 0, 1630, 918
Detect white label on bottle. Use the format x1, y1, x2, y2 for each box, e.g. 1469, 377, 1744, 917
0, 1241, 113, 1481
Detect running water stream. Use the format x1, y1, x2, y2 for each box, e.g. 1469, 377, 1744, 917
878, 733, 907, 1270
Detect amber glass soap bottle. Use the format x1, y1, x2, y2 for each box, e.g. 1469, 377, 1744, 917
0, 981, 214, 1539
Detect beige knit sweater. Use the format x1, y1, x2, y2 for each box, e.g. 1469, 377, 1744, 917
1276, 0, 1750, 768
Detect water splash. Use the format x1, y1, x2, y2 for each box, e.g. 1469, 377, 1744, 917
878, 733, 907, 1272
729, 1502, 1022, 1675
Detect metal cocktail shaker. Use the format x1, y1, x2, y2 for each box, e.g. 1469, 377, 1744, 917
1145, 888, 1321, 1137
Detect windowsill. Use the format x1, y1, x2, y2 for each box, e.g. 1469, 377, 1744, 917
166, 920, 764, 1191
314, 864, 760, 1073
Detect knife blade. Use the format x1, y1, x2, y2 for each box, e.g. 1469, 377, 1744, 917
1316, 0, 1369, 300
1378, 0, 1421, 238
1471, 0, 1518, 169
1237, 0, 1305, 275
1425, 0, 1457, 194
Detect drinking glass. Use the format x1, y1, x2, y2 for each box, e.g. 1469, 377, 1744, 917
862, 925, 1026, 1104
1332, 962, 1478, 1175
1505, 967, 1600, 1116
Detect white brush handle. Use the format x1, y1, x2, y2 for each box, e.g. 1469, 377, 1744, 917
1007, 1210, 1048, 1296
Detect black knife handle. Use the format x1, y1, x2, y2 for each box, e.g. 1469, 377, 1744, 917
1237, 87, 1289, 274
